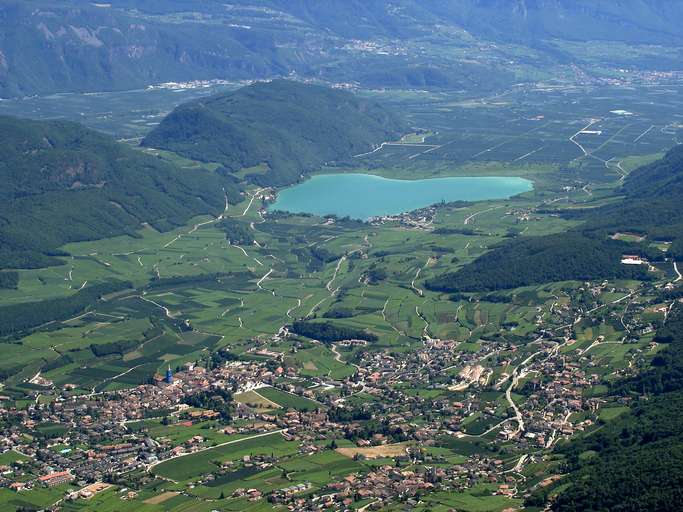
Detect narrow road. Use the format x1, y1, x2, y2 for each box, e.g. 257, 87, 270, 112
286, 298, 302, 319
411, 258, 433, 296
416, 306, 434, 342
256, 269, 274, 291
674, 261, 682, 282
241, 188, 264, 217
353, 141, 438, 158
231, 244, 250, 258
461, 418, 512, 438
330, 343, 343, 363
607, 158, 627, 182
147, 429, 287, 472
514, 146, 544, 162
305, 297, 328, 319
506, 347, 544, 434
634, 124, 655, 143
380, 298, 405, 335
164, 191, 230, 249
464, 206, 503, 225
326, 256, 347, 295
138, 294, 175, 320
330, 343, 360, 371
569, 119, 600, 158
511, 454, 528, 473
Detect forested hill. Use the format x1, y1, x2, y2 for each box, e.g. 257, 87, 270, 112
576, 144, 683, 258
0, 116, 242, 269
427, 145, 683, 293
142, 80, 407, 187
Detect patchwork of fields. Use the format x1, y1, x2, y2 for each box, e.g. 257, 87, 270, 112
0, 82, 681, 511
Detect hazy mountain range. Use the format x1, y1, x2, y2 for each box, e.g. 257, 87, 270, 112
2, 0, 682, 97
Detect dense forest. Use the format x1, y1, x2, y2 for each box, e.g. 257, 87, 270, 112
542, 303, 683, 511
0, 272, 19, 289
425, 233, 649, 293
142, 80, 407, 187
577, 145, 683, 259
0, 116, 242, 270
290, 321, 378, 343
218, 218, 254, 246
428, 145, 683, 293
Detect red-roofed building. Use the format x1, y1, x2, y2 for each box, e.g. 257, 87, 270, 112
39, 471, 74, 487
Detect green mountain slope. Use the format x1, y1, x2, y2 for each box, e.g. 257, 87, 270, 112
142, 80, 407, 187
0, 116, 242, 269
0, 1, 304, 98
427, 145, 683, 293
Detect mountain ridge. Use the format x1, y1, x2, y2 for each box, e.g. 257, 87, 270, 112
0, 115, 242, 269
142, 80, 408, 187
1, 0, 682, 97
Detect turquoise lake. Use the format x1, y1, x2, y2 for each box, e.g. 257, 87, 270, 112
268, 174, 533, 219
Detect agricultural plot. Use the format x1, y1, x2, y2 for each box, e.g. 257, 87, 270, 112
421, 486, 524, 512
256, 387, 322, 411
152, 432, 296, 482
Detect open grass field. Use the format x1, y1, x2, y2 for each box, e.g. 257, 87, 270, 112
336, 443, 410, 459
152, 432, 295, 482
0, 484, 76, 511
256, 387, 322, 411
143, 491, 180, 505
420, 487, 523, 512
234, 390, 281, 410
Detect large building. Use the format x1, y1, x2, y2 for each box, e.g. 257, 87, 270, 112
39, 471, 74, 487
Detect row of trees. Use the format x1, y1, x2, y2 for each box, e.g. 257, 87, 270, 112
218, 218, 254, 245
290, 321, 378, 343
0, 271, 18, 289
0, 280, 130, 337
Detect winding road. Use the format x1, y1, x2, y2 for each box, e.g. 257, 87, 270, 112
464, 206, 504, 225
326, 256, 347, 295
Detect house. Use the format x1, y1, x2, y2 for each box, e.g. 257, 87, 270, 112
621, 255, 644, 265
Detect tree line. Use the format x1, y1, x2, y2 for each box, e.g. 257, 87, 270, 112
0, 281, 130, 337
290, 321, 378, 343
